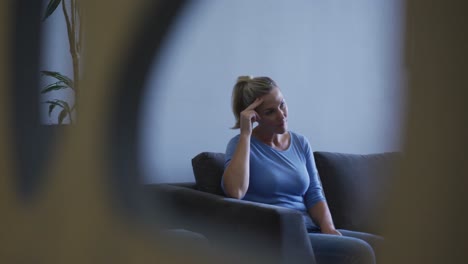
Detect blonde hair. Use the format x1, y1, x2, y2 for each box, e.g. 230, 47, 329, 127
231, 76, 278, 129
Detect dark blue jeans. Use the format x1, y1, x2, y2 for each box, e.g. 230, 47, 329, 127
308, 229, 383, 264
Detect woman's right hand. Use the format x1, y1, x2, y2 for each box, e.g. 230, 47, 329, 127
239, 98, 263, 136
223, 98, 263, 199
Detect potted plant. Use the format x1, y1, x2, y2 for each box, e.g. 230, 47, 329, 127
41, 0, 82, 124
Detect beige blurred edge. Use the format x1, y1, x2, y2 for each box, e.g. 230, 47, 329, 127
1, 0, 467, 263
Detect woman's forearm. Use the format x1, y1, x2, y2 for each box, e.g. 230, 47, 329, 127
308, 200, 338, 233
222, 134, 251, 199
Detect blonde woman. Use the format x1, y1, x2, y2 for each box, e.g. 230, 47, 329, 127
222, 76, 382, 264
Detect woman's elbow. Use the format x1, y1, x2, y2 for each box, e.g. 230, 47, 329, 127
222, 183, 246, 199
225, 190, 244, 199
222, 171, 248, 199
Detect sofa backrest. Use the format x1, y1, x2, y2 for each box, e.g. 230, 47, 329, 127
313, 151, 400, 234
191, 152, 226, 196
191, 151, 400, 234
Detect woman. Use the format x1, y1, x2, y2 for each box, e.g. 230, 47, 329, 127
221, 76, 382, 264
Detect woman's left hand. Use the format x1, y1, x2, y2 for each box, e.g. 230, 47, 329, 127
321, 227, 342, 236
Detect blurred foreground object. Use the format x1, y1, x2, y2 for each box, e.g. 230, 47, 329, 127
381, 0, 468, 263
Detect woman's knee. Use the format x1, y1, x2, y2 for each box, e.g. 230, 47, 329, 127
309, 234, 375, 264
343, 238, 375, 264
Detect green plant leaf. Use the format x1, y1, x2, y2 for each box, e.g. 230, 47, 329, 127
41, 82, 68, 94
44, 100, 67, 120
48, 103, 57, 117
43, 0, 62, 21
41, 71, 74, 89
45, 100, 65, 108
58, 109, 68, 125
55, 100, 71, 112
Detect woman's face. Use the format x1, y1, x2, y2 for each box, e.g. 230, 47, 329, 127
255, 87, 288, 134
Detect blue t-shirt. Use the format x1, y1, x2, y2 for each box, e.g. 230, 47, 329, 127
222, 131, 325, 215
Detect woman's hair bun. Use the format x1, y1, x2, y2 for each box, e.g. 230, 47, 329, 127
237, 75, 253, 83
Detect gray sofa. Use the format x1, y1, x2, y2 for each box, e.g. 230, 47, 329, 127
145, 151, 399, 264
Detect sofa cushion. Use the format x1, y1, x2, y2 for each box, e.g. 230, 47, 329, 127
191, 152, 225, 196
313, 151, 400, 234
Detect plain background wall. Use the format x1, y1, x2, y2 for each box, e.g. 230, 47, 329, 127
138, 0, 405, 183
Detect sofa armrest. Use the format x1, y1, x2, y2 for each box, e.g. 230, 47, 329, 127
167, 182, 197, 189
145, 184, 315, 264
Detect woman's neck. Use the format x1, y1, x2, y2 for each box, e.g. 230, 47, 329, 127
252, 127, 289, 149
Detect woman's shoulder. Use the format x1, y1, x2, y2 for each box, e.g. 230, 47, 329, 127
289, 131, 309, 144
225, 134, 241, 155
228, 134, 241, 141
289, 131, 313, 154
226, 134, 241, 146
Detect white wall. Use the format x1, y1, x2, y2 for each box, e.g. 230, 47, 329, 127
138, 0, 406, 183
